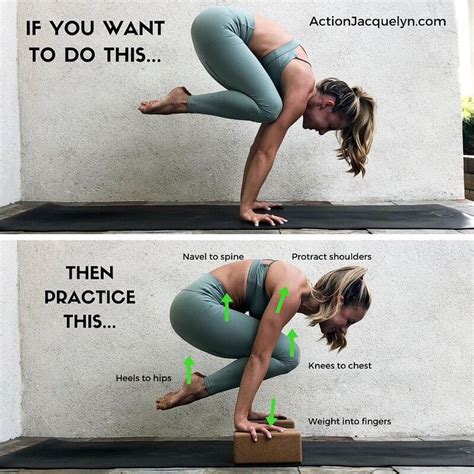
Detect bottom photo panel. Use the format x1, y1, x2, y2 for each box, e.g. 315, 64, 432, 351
1, 238, 473, 472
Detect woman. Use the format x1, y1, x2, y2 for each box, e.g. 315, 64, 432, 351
139, 6, 376, 226
158, 260, 371, 441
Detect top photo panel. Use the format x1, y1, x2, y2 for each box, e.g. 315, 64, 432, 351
1, 0, 474, 234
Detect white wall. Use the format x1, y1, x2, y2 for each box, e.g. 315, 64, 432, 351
0, 0, 21, 206
456, 0, 473, 95
16, 0, 464, 203
0, 241, 21, 442
18, 239, 473, 438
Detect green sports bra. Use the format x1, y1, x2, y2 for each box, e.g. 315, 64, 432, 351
245, 259, 277, 318
260, 39, 312, 92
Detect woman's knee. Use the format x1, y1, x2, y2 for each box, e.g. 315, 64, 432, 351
260, 95, 283, 122
285, 343, 301, 372
275, 342, 300, 374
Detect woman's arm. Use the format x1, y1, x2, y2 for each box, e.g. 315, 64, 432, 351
240, 124, 267, 202
233, 283, 303, 440
240, 103, 306, 226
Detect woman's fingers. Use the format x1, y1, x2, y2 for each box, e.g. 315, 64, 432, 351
262, 215, 276, 226
252, 424, 286, 441
237, 420, 288, 443
253, 201, 284, 211
242, 209, 288, 227
254, 202, 271, 211
269, 425, 286, 433
249, 424, 271, 441
259, 426, 272, 439
270, 214, 288, 225
254, 214, 288, 227
265, 214, 287, 225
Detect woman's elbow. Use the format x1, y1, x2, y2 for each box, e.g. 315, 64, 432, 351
254, 149, 277, 164
249, 352, 271, 365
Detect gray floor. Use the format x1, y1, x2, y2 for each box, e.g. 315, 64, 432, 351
0, 200, 473, 234
1, 436, 473, 473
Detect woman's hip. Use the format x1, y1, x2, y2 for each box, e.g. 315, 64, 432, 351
191, 6, 255, 46
169, 274, 225, 331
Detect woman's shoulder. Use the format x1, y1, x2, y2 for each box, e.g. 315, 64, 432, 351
267, 260, 307, 292
282, 59, 314, 91
281, 68, 314, 113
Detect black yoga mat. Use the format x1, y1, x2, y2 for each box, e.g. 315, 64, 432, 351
0, 203, 473, 232
0, 439, 472, 468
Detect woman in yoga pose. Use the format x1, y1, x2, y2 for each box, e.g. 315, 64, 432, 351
139, 6, 376, 226
158, 260, 371, 441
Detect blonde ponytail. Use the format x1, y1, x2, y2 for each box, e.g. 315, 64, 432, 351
316, 78, 376, 177
306, 266, 371, 351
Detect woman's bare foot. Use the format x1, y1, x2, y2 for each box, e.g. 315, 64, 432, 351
139, 86, 191, 115
156, 371, 208, 410
248, 409, 287, 421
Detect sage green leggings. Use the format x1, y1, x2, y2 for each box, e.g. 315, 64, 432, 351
187, 6, 284, 123
169, 271, 301, 395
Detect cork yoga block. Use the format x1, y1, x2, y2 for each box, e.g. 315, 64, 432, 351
233, 428, 302, 464
254, 418, 296, 428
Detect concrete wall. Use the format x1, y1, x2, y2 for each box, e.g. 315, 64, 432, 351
17, 0, 464, 203
457, 0, 473, 95
1, 0, 21, 206
0, 241, 21, 442
18, 239, 473, 438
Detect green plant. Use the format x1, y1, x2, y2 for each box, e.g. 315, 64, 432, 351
462, 96, 474, 155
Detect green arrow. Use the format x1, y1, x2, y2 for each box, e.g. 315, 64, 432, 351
275, 287, 289, 314
266, 398, 277, 426
221, 293, 233, 322
287, 329, 298, 358
184, 356, 194, 385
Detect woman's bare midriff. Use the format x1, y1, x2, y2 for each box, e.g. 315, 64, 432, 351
248, 14, 310, 64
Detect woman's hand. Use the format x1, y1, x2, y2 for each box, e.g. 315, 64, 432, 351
240, 208, 288, 227
235, 418, 286, 442
252, 201, 283, 212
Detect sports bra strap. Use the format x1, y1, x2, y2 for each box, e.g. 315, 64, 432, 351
295, 57, 312, 67
294, 44, 312, 67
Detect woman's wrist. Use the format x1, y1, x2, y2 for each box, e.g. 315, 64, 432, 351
240, 200, 258, 212
234, 414, 248, 425
235, 404, 254, 424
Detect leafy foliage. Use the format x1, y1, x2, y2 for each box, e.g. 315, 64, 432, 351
462, 97, 474, 155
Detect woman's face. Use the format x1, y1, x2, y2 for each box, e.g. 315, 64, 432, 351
302, 95, 349, 135
319, 305, 366, 336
